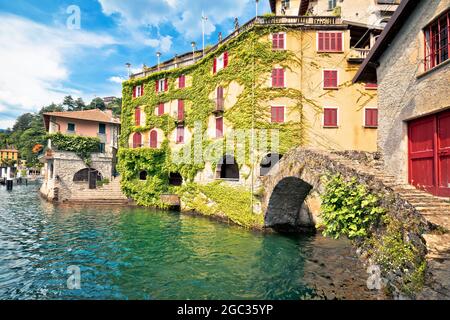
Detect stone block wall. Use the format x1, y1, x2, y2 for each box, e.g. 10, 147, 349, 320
376, 0, 450, 183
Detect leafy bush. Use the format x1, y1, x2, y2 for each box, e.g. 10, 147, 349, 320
319, 174, 385, 239
48, 133, 100, 165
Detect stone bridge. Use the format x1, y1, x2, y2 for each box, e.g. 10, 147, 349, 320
259, 147, 450, 299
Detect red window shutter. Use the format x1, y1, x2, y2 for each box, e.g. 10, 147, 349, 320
217, 87, 224, 110
336, 32, 343, 51
324, 70, 338, 88
224, 52, 229, 68
179, 75, 185, 88
279, 33, 285, 49
150, 131, 158, 148
216, 117, 223, 138
133, 133, 142, 148
330, 33, 336, 51
141, 84, 144, 96
271, 106, 284, 123
365, 83, 378, 89
133, 86, 136, 98
324, 108, 338, 127
164, 79, 168, 91
135, 108, 141, 126
178, 100, 184, 121
158, 103, 164, 116
213, 58, 217, 74
155, 81, 159, 93
365, 109, 378, 127
279, 69, 284, 87
318, 32, 324, 51
272, 69, 277, 87
177, 126, 184, 144
272, 33, 279, 49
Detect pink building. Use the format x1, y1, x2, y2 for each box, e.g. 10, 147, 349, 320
40, 109, 122, 202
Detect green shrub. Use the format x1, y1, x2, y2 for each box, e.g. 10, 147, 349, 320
48, 132, 100, 165
319, 174, 385, 239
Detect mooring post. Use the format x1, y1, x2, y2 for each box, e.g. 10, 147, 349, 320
6, 167, 13, 191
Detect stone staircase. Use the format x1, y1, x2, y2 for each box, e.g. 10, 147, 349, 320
328, 151, 450, 299
67, 177, 132, 205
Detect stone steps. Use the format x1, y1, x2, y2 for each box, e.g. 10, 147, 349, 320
67, 178, 128, 202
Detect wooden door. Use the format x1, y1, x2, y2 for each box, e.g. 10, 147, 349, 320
408, 115, 436, 194
437, 110, 450, 196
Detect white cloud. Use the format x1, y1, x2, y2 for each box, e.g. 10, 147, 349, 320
98, 0, 256, 40
109, 76, 125, 84
0, 14, 117, 127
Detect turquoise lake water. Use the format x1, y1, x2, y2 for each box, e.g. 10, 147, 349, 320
0, 183, 377, 300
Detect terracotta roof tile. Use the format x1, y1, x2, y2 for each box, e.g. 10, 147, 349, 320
43, 109, 120, 124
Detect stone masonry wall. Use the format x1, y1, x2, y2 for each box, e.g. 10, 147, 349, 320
376, 0, 450, 183
40, 151, 113, 202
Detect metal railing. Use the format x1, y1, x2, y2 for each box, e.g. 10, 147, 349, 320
348, 48, 371, 60
131, 15, 341, 79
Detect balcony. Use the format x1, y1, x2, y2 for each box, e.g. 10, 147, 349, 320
131, 16, 341, 79
347, 48, 371, 64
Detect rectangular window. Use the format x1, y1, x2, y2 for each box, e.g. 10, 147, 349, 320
272, 33, 285, 50
213, 52, 229, 74
216, 117, 223, 138
158, 103, 165, 116
424, 10, 449, 71
176, 126, 185, 144
99, 123, 106, 134
271, 106, 285, 123
67, 123, 75, 132
281, 0, 290, 9
328, 0, 337, 10
133, 85, 143, 98
156, 79, 167, 92
365, 108, 378, 127
99, 143, 105, 153
323, 108, 338, 127
318, 32, 343, 52
217, 87, 224, 110
323, 70, 338, 89
178, 75, 186, 88
272, 68, 285, 88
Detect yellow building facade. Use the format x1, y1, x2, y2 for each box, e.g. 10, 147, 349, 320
0, 149, 19, 162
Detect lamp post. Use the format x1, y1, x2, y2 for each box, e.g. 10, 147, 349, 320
125, 63, 131, 78
256, 0, 259, 18
191, 41, 196, 61
202, 12, 208, 56
156, 52, 161, 71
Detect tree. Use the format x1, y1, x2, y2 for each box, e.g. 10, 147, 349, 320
75, 97, 86, 111
63, 96, 76, 111
39, 103, 65, 115
88, 97, 106, 111
108, 97, 122, 117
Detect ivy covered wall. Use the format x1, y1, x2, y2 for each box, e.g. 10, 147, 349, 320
118, 24, 377, 227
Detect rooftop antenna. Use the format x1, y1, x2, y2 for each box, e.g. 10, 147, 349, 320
202, 11, 208, 56
255, 0, 259, 18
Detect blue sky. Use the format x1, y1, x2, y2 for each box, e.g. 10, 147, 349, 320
0, 0, 271, 129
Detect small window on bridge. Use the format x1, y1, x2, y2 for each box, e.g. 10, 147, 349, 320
260, 153, 283, 176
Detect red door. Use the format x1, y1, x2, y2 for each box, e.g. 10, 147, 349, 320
437, 111, 450, 196
408, 110, 450, 197
133, 132, 142, 149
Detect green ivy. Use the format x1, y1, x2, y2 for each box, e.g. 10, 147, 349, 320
319, 174, 385, 239
319, 174, 426, 297
48, 132, 100, 165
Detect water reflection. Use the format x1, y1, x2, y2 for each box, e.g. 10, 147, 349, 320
0, 184, 381, 300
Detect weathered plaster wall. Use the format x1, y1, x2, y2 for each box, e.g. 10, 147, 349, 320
377, 0, 450, 183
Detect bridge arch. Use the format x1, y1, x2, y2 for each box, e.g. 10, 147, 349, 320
265, 177, 314, 232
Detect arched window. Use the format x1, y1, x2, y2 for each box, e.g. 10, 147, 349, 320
260, 153, 283, 176
135, 107, 141, 126
169, 172, 183, 186
150, 130, 158, 148
133, 132, 142, 148
139, 171, 148, 180
217, 155, 239, 180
